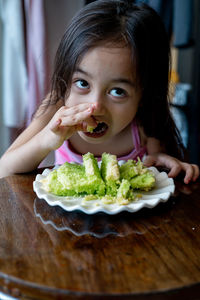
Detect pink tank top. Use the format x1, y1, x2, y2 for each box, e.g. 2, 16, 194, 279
55, 120, 147, 165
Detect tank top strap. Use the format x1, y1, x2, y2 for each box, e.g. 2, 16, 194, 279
131, 120, 141, 151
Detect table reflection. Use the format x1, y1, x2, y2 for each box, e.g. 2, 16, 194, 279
34, 196, 175, 238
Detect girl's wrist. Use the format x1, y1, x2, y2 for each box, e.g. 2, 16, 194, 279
36, 127, 64, 152
35, 130, 54, 153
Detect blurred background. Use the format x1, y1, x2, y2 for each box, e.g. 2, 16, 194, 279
0, 0, 200, 167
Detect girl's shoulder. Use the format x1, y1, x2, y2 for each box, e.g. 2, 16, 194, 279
137, 125, 164, 153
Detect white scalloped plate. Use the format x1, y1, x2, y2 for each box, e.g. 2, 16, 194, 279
33, 164, 175, 215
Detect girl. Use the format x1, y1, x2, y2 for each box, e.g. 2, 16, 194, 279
0, 0, 199, 183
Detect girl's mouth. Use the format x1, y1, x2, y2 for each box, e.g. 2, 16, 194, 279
84, 122, 108, 138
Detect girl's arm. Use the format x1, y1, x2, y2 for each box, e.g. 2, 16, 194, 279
143, 137, 199, 184
0, 100, 96, 178
0, 101, 61, 177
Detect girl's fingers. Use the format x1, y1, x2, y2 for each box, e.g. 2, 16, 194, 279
59, 103, 95, 117
181, 163, 195, 184
84, 116, 97, 128
55, 104, 97, 127
192, 164, 200, 181
59, 105, 98, 128
59, 109, 94, 126
184, 164, 200, 183
167, 164, 182, 178
174, 163, 199, 184
49, 103, 97, 136
143, 153, 199, 184
49, 118, 62, 132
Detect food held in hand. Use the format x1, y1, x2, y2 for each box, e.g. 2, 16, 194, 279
84, 122, 108, 138
86, 125, 95, 133
42, 152, 155, 204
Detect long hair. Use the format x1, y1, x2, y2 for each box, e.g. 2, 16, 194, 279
50, 0, 185, 159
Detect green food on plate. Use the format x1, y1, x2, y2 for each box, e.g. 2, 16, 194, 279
42, 152, 155, 204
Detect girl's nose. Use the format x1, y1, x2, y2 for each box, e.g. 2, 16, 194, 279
91, 93, 106, 115
92, 101, 106, 116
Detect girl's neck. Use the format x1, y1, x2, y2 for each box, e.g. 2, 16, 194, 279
69, 124, 134, 157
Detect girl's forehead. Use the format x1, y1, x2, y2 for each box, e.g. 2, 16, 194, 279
76, 44, 137, 80
78, 44, 133, 67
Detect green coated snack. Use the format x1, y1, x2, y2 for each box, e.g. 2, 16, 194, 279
43, 164, 86, 196
117, 179, 131, 199
120, 158, 147, 180
54, 163, 89, 196
130, 172, 155, 191
120, 158, 155, 191
101, 152, 120, 196
42, 169, 72, 196
42, 152, 156, 203
82, 152, 105, 196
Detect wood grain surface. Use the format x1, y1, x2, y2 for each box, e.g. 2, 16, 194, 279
0, 172, 200, 299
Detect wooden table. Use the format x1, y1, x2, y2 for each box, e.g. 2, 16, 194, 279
0, 171, 200, 300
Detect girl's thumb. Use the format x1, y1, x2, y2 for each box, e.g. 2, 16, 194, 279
50, 119, 62, 132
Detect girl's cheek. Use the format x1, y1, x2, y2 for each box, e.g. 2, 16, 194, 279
66, 91, 87, 106
65, 93, 78, 106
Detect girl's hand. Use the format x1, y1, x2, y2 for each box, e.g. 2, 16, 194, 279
40, 103, 97, 150
143, 153, 199, 184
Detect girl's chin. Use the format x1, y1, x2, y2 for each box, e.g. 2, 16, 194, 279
78, 131, 110, 144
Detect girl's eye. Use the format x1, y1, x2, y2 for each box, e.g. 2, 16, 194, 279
110, 88, 126, 98
75, 79, 89, 89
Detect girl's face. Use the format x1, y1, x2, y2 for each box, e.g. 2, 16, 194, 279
66, 44, 142, 144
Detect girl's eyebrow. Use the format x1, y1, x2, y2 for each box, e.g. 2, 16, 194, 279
74, 68, 90, 76
74, 68, 135, 87
112, 78, 136, 87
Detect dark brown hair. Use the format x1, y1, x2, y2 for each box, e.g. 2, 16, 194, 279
50, 0, 184, 159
